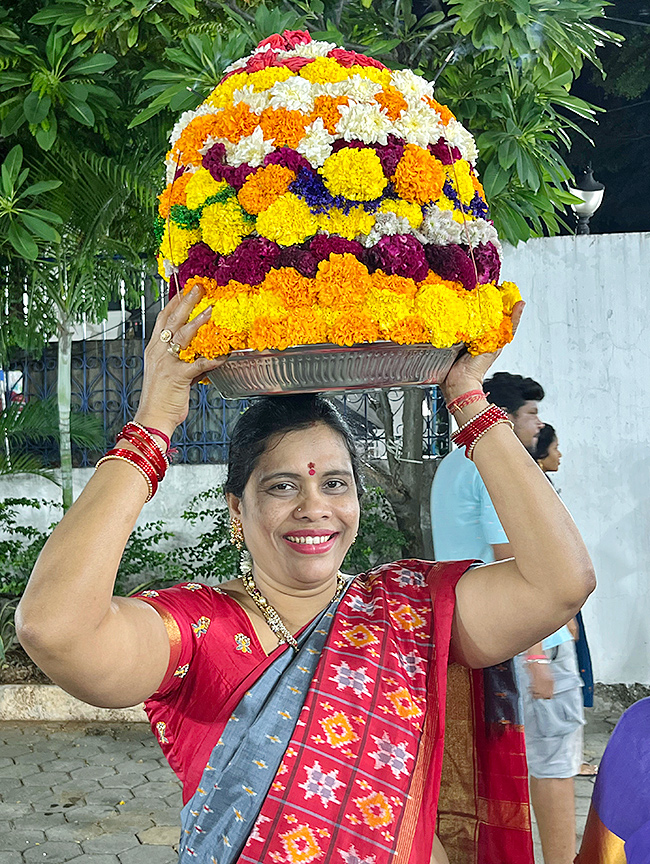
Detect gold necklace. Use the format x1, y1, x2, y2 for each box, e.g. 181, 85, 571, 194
241, 571, 347, 651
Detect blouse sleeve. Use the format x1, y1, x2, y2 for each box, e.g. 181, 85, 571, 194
133, 582, 220, 697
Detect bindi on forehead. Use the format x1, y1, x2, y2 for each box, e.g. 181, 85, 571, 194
308, 462, 316, 475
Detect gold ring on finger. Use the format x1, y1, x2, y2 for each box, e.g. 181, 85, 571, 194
167, 341, 182, 356
160, 328, 173, 343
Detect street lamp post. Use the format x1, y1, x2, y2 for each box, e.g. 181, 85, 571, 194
569, 166, 605, 235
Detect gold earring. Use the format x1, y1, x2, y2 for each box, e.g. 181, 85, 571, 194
230, 517, 244, 551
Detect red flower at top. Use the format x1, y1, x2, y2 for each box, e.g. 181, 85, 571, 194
328, 48, 387, 70
257, 30, 312, 51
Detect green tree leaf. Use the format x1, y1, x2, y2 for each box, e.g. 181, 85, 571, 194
23, 91, 51, 124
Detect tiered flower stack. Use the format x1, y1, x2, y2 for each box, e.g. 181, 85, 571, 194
156, 29, 521, 362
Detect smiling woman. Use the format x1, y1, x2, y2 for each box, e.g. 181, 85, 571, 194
15, 283, 595, 864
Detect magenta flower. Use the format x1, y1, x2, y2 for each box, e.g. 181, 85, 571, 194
216, 237, 280, 285
428, 138, 461, 165
424, 244, 478, 291
309, 235, 364, 261
365, 235, 429, 281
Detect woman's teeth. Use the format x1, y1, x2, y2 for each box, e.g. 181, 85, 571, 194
285, 535, 333, 545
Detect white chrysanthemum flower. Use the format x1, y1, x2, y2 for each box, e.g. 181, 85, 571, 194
394, 106, 443, 148
390, 69, 434, 105
225, 125, 275, 167
340, 74, 382, 102
416, 208, 463, 245
296, 117, 335, 167
279, 40, 338, 59
160, 259, 176, 281
269, 76, 315, 113
445, 119, 478, 165
221, 56, 249, 76
169, 104, 216, 148
361, 212, 413, 247
232, 84, 269, 114
336, 102, 393, 145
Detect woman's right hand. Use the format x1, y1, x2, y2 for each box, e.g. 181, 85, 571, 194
134, 285, 226, 438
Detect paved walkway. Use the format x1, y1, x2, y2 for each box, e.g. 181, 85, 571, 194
0, 709, 619, 864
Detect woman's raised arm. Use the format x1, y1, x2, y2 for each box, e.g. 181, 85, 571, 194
446, 305, 596, 667
16, 286, 223, 708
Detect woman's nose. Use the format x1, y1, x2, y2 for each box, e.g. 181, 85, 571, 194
294, 489, 332, 518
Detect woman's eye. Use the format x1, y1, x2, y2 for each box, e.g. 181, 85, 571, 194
325, 479, 346, 490
270, 483, 295, 492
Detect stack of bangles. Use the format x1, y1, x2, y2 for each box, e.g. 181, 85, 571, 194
447, 390, 514, 460
95, 423, 171, 502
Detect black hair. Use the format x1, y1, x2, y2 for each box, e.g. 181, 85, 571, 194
533, 423, 557, 462
484, 371, 544, 415
225, 394, 364, 499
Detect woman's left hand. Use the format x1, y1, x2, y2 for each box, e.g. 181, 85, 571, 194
441, 301, 525, 403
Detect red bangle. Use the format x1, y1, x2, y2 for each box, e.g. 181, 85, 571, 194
142, 425, 171, 453
446, 389, 487, 413
123, 422, 170, 459
96, 449, 159, 501
452, 405, 513, 460
118, 427, 168, 481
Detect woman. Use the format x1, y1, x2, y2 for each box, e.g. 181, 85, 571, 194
16, 287, 595, 864
534, 423, 562, 474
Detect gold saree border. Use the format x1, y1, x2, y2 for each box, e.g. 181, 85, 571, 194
576, 806, 627, 864
139, 599, 182, 684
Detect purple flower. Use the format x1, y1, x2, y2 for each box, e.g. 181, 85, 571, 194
309, 235, 364, 261
365, 235, 429, 281
472, 242, 501, 284
203, 145, 255, 189
177, 243, 220, 289
173, 164, 189, 182
443, 179, 462, 209
264, 147, 311, 174
290, 168, 336, 212
373, 136, 405, 177
216, 237, 280, 285
469, 191, 490, 220
331, 139, 366, 152
424, 243, 478, 291
276, 247, 319, 277
429, 138, 461, 165
202, 142, 227, 176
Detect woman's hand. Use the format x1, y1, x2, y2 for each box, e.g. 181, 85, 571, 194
440, 301, 525, 404
134, 285, 226, 438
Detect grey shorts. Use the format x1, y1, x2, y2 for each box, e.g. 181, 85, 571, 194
515, 641, 585, 780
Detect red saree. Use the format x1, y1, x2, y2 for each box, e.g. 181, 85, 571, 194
138, 560, 533, 863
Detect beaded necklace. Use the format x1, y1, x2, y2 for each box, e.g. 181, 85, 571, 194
240, 570, 346, 652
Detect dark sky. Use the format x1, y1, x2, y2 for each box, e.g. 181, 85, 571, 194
568, 0, 650, 234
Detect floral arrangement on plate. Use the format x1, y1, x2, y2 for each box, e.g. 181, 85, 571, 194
155, 29, 521, 364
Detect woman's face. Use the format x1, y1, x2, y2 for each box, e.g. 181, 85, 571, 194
539, 437, 562, 473
228, 423, 360, 590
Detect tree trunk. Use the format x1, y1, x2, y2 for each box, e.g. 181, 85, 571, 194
57, 319, 74, 511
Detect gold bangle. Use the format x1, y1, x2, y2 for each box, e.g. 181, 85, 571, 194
95, 454, 154, 502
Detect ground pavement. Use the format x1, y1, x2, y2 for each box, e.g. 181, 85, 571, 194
0, 709, 618, 864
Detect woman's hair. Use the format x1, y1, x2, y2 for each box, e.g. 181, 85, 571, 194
533, 423, 557, 462
484, 371, 544, 415
225, 394, 364, 499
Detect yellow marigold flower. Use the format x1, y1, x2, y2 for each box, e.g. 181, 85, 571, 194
185, 169, 228, 210
500, 281, 522, 314
444, 160, 474, 205
207, 291, 257, 334
259, 107, 309, 149
158, 173, 193, 218
263, 268, 317, 308
159, 222, 201, 267
466, 283, 503, 340
206, 73, 249, 109
329, 310, 380, 346
247, 67, 293, 92
246, 288, 287, 322
320, 149, 387, 201
237, 165, 296, 215
317, 205, 376, 240
415, 278, 471, 347
365, 285, 413, 337
255, 193, 318, 246
379, 199, 423, 229
316, 254, 371, 309
299, 57, 350, 84
394, 144, 446, 205
200, 199, 253, 255
347, 65, 391, 87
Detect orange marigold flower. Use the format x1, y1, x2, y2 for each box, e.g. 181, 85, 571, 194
213, 102, 259, 144
389, 315, 430, 345
311, 95, 349, 134
471, 170, 486, 200
285, 307, 327, 346
393, 144, 446, 204
158, 173, 193, 218
316, 254, 371, 309
249, 315, 290, 352
375, 86, 408, 121
183, 276, 239, 303
371, 271, 417, 299
237, 165, 296, 215
424, 97, 456, 125
259, 107, 309, 149
329, 311, 379, 347
468, 316, 512, 355
180, 321, 247, 360
264, 268, 318, 308
172, 115, 222, 166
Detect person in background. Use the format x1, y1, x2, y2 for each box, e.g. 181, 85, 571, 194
432, 375, 583, 864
